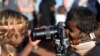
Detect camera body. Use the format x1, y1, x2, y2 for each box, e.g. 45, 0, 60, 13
30, 22, 66, 40
30, 22, 70, 56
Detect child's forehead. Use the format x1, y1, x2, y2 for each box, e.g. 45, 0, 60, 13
0, 24, 25, 30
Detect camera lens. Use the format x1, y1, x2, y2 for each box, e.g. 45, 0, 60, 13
30, 26, 58, 41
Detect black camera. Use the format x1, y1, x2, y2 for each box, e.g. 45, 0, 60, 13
30, 22, 66, 40
30, 22, 70, 56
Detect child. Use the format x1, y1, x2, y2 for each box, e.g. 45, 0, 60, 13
0, 10, 41, 56
65, 7, 99, 56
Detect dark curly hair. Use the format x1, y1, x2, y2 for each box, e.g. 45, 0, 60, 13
66, 7, 99, 34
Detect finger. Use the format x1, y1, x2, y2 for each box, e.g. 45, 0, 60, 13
31, 40, 41, 46
29, 36, 41, 46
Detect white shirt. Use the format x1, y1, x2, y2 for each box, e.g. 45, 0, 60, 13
55, 14, 66, 25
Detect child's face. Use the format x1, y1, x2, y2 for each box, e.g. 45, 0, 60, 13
66, 20, 81, 39
0, 24, 27, 46
66, 20, 96, 55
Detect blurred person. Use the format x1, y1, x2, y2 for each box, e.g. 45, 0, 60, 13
78, 0, 97, 15
65, 7, 100, 56
63, 0, 76, 12
34, 12, 41, 27
3, 0, 9, 7
0, 10, 41, 56
63, 0, 97, 15
96, 0, 100, 22
33, 11, 38, 28
4, 0, 35, 29
55, 5, 66, 25
39, 0, 56, 26
29, 0, 57, 56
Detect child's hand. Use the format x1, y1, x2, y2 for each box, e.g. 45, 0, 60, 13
27, 29, 41, 47
29, 37, 41, 47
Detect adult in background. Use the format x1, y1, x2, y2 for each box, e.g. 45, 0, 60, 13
96, 0, 100, 22
39, 0, 56, 26
63, 0, 97, 15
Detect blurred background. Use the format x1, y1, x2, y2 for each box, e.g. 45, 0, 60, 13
35, 0, 63, 12
0, 0, 63, 12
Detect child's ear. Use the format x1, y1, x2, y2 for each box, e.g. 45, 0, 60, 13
80, 32, 90, 41
7, 29, 17, 42
7, 29, 15, 39
80, 32, 87, 38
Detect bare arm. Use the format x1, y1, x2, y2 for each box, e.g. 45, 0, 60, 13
18, 37, 41, 56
